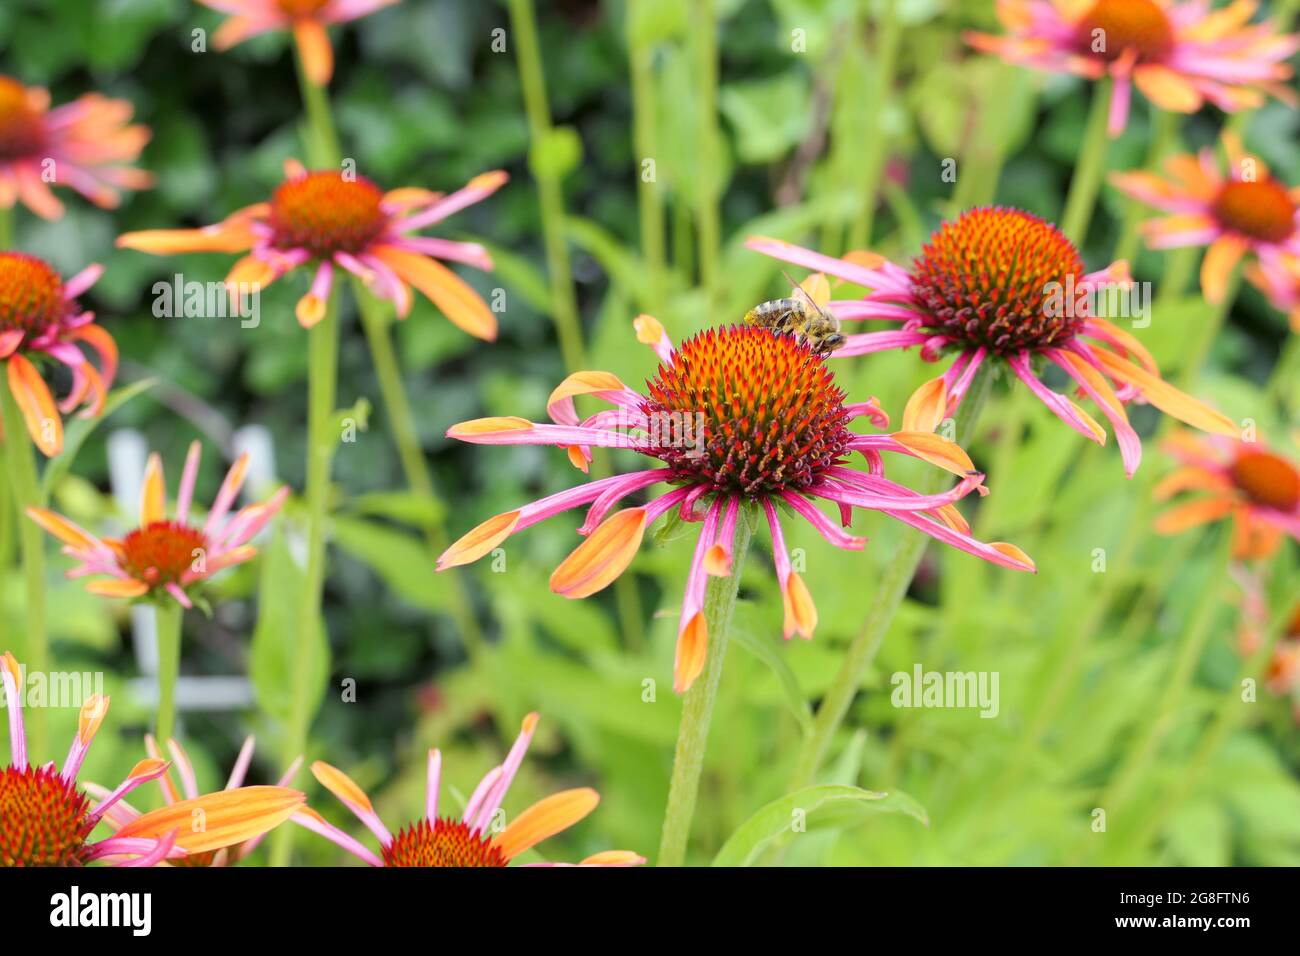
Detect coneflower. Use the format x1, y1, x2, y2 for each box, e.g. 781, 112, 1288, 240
437, 318, 1034, 694
747, 206, 1238, 479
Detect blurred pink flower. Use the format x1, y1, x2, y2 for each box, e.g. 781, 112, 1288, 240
966, 0, 1299, 136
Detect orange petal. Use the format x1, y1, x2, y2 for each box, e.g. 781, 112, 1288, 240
1133, 65, 1203, 113
293, 19, 334, 87
989, 542, 1036, 571
783, 572, 817, 640
580, 850, 645, 866
6, 354, 63, 456
1086, 317, 1158, 373
446, 416, 534, 439
1153, 496, 1235, 535
674, 612, 708, 693
633, 314, 669, 349
77, 694, 110, 745
140, 453, 165, 527
890, 430, 976, 477
1200, 234, 1247, 304
493, 788, 600, 861
86, 579, 150, 599
225, 255, 277, 291
546, 370, 628, 422
703, 543, 732, 577
437, 511, 521, 570
1152, 465, 1231, 501
310, 761, 374, 814
1092, 348, 1238, 437
25, 507, 96, 550
117, 785, 305, 855
296, 292, 327, 329
115, 220, 257, 255
549, 509, 647, 599
902, 376, 947, 433
373, 247, 496, 340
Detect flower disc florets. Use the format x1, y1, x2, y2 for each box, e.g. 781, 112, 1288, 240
380, 817, 508, 868
910, 207, 1087, 354
641, 325, 852, 495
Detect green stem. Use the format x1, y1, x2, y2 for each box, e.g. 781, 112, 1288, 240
1265, 333, 1300, 406
1177, 267, 1240, 390
1059, 78, 1113, 246
296, 56, 340, 168
788, 365, 994, 793
509, 0, 645, 649
269, 44, 345, 869
0, 377, 47, 756
656, 513, 753, 866
628, 0, 667, 316
508, 0, 586, 371
687, 0, 721, 310
353, 284, 486, 657
273, 285, 339, 868
846, 1, 901, 252
0, 206, 12, 248
153, 601, 183, 744
1113, 109, 1177, 264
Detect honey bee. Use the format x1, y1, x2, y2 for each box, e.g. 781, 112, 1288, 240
743, 273, 845, 356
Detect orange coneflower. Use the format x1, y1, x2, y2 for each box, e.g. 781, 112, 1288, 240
0, 252, 117, 456
436, 318, 1035, 693
117, 159, 506, 338
296, 714, 643, 867
747, 207, 1238, 479
0, 653, 304, 866
966, 0, 1299, 136
86, 735, 302, 867
1111, 131, 1300, 305
198, 0, 400, 86
27, 440, 288, 608
0, 75, 150, 219
1154, 430, 1299, 559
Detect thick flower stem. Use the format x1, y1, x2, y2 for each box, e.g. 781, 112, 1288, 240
273, 287, 339, 868
0, 378, 47, 756
846, 0, 901, 253
353, 285, 485, 657
509, 0, 645, 648
1059, 78, 1113, 246
507, 0, 586, 372
787, 365, 994, 794
154, 601, 183, 744
1112, 109, 1177, 263
656, 514, 753, 867
627, 0, 667, 316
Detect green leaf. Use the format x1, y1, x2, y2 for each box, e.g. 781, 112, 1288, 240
731, 604, 813, 734
718, 71, 812, 164
331, 515, 445, 611
345, 490, 445, 530
712, 784, 928, 866
42, 378, 157, 502
249, 530, 330, 724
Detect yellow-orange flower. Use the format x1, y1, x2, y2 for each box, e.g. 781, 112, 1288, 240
1154, 431, 1300, 559
197, 0, 401, 86
117, 159, 506, 338
0, 252, 116, 456
0, 75, 150, 218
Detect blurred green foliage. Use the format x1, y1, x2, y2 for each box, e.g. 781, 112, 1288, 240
1, 0, 1298, 866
